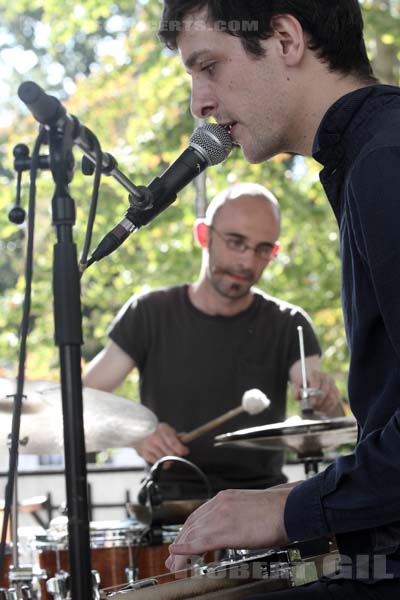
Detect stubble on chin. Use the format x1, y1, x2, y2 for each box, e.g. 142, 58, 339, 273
210, 276, 252, 300
240, 130, 284, 164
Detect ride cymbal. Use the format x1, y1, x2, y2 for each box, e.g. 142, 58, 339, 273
214, 415, 357, 457
0, 378, 157, 456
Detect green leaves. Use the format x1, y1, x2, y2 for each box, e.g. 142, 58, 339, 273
1, 0, 398, 400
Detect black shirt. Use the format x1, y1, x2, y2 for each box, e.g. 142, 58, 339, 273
109, 285, 320, 497
285, 84, 400, 577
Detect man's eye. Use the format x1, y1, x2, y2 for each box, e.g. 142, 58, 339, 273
227, 238, 244, 250
201, 63, 215, 74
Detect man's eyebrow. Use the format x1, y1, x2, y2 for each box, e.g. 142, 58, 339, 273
223, 231, 275, 246
184, 50, 212, 71
223, 231, 246, 238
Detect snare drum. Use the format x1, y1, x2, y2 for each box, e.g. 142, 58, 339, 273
35, 519, 183, 597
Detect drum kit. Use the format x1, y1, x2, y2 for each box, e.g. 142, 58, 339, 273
0, 362, 357, 599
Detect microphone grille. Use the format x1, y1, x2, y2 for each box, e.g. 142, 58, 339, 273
189, 123, 233, 166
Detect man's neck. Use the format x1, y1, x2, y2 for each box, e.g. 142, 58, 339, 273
188, 279, 254, 317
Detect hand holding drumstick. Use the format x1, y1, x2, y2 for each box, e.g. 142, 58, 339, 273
133, 389, 271, 464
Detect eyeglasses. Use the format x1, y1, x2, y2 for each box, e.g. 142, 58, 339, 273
209, 226, 278, 262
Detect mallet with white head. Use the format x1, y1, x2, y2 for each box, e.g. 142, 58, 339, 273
180, 389, 271, 443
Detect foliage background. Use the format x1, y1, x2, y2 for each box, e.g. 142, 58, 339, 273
0, 0, 399, 411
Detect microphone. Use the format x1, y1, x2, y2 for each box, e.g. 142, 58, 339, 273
18, 80, 94, 158
17, 81, 233, 266
87, 123, 233, 266
18, 81, 67, 126
18, 81, 142, 200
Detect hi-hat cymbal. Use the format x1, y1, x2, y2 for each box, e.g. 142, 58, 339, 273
0, 378, 157, 456
214, 415, 357, 457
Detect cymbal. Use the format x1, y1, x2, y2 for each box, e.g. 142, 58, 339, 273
127, 499, 205, 526
0, 495, 48, 513
0, 378, 157, 456
214, 415, 358, 457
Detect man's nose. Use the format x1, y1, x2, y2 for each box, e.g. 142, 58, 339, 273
190, 80, 217, 119
237, 247, 259, 270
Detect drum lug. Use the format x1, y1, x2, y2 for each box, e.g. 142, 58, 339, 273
91, 570, 101, 600
0, 588, 18, 600
8, 566, 44, 599
125, 566, 138, 584
46, 570, 70, 599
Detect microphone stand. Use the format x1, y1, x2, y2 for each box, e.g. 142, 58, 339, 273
43, 118, 93, 598
16, 81, 151, 599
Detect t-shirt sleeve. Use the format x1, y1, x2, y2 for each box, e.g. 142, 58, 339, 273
107, 295, 148, 369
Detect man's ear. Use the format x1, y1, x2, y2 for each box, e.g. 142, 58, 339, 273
194, 219, 209, 248
270, 14, 306, 67
266, 242, 280, 265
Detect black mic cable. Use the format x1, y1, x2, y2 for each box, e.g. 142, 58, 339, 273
0, 127, 46, 583
137, 455, 212, 506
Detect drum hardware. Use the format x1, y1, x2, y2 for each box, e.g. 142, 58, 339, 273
0, 588, 18, 600
137, 457, 212, 508
221, 548, 252, 562
34, 519, 187, 597
127, 526, 152, 584
0, 435, 45, 600
1, 496, 53, 532
19, 587, 30, 600
44, 570, 69, 600
135, 456, 211, 529
127, 458, 212, 585
297, 325, 323, 418
98, 544, 339, 599
301, 454, 323, 477
44, 569, 101, 600
92, 570, 101, 600
128, 500, 205, 528
8, 566, 46, 597
0, 564, 45, 600
0, 378, 157, 600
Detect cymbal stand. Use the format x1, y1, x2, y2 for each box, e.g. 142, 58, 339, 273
6, 438, 45, 600
297, 452, 324, 479
297, 326, 324, 416
297, 326, 324, 478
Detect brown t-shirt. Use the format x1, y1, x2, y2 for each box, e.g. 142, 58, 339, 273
109, 285, 320, 498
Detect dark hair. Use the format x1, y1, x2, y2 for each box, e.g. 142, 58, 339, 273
159, 0, 376, 83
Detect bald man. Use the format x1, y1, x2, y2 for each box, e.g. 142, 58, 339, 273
84, 183, 341, 499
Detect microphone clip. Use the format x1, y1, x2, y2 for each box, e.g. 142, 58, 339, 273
9, 144, 51, 225
127, 185, 155, 212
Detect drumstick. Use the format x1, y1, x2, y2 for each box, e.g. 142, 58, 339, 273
180, 389, 271, 443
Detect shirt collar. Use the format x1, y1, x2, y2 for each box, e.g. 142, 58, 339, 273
312, 85, 379, 169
